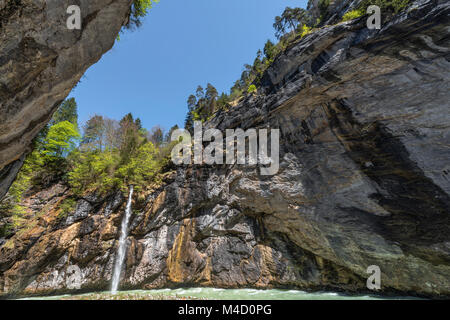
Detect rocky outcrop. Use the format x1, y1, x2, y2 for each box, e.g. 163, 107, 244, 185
0, 0, 449, 298
0, 0, 133, 199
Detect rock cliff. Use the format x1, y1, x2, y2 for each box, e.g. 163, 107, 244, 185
0, 0, 449, 298
0, 0, 133, 199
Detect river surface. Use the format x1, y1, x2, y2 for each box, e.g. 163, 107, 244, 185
19, 287, 418, 300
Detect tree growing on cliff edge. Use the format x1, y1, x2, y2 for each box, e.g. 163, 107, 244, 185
205, 83, 218, 117
274, 7, 313, 39
127, 0, 160, 28
264, 40, 277, 63
184, 83, 229, 129
184, 94, 197, 133
148, 125, 164, 147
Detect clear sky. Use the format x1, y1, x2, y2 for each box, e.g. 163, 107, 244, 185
69, 0, 308, 132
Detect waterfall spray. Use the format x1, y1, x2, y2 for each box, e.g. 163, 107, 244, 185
111, 185, 134, 294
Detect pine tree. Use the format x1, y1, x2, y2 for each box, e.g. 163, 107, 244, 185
51, 98, 78, 127
81, 115, 105, 150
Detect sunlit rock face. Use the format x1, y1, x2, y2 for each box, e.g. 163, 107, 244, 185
0, 0, 449, 298
0, 0, 133, 198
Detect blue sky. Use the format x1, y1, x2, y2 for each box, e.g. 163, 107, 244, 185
69, 0, 308, 132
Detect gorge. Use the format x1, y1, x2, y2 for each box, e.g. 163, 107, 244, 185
0, 0, 449, 299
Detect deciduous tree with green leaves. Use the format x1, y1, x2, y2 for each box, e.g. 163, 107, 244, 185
42, 121, 80, 160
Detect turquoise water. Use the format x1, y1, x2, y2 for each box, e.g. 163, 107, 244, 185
19, 287, 418, 300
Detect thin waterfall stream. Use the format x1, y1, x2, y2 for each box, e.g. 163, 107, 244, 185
111, 185, 134, 294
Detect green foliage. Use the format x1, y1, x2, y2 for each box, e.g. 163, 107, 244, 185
318, 0, 330, 23
0, 224, 14, 238
81, 115, 105, 150
300, 25, 312, 38
51, 98, 78, 127
229, 86, 243, 102
118, 113, 142, 163
340, 0, 413, 25
0, 190, 30, 236
6, 150, 43, 205
68, 112, 171, 196
57, 198, 77, 219
68, 141, 163, 196
0, 99, 81, 235
217, 93, 231, 110
357, 0, 412, 15
220, 0, 412, 111
43, 121, 80, 160
184, 83, 228, 129
68, 149, 121, 195
263, 40, 277, 63
148, 126, 164, 147
127, 0, 159, 29
341, 9, 365, 22
0, 97, 81, 234
273, 7, 312, 40
117, 142, 160, 190
2, 96, 174, 236
182, 6, 322, 127
115, 0, 159, 41
231, 7, 315, 100
247, 85, 257, 94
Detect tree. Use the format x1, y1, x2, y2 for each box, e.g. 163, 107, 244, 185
217, 93, 230, 110
51, 98, 78, 127
43, 121, 80, 159
118, 113, 141, 162
165, 125, 179, 143
242, 64, 253, 85
205, 83, 218, 101
187, 95, 197, 111
127, 0, 158, 29
135, 118, 143, 130
195, 86, 205, 100
68, 149, 120, 195
205, 83, 218, 116
273, 15, 287, 40
117, 142, 160, 188
318, 0, 331, 22
230, 80, 244, 100
248, 85, 257, 94
81, 115, 105, 150
148, 126, 164, 147
274, 7, 312, 39
185, 95, 197, 132
103, 118, 121, 150
185, 84, 221, 128
264, 40, 277, 62
252, 50, 264, 78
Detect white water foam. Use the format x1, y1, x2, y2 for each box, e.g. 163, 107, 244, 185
111, 186, 134, 294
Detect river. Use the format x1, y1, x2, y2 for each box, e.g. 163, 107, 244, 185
19, 287, 418, 300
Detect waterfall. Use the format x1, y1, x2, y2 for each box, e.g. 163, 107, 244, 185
111, 185, 134, 294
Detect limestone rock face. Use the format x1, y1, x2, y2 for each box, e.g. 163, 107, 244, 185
0, 0, 449, 298
0, 0, 133, 199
